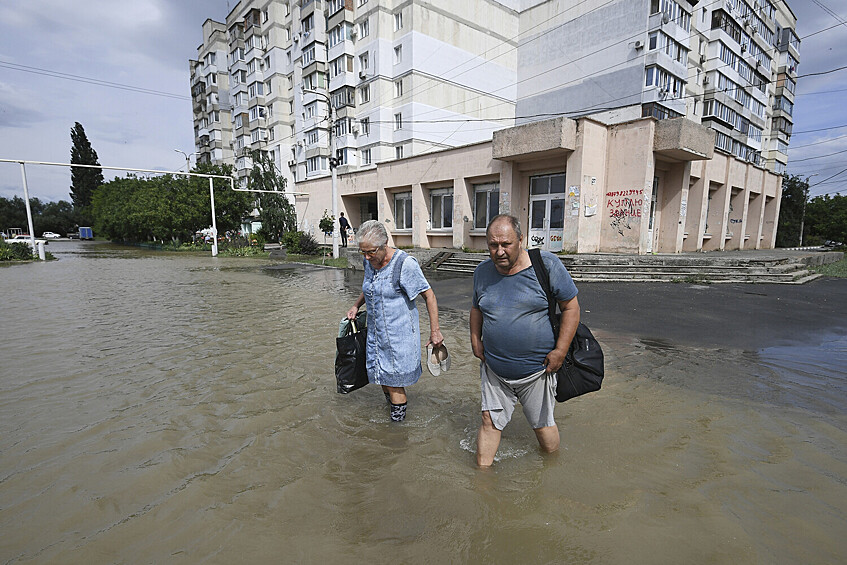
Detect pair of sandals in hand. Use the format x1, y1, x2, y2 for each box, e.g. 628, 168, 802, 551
426, 343, 451, 376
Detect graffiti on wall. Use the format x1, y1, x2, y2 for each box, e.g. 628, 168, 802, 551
606, 189, 644, 236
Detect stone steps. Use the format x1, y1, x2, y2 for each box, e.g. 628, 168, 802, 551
424, 251, 828, 284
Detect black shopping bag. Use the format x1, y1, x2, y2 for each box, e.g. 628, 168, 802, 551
335, 318, 368, 394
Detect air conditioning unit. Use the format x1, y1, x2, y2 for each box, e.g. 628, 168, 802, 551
303, 30, 310, 38
740, 42, 747, 53
288, 159, 296, 167
260, 130, 268, 140
293, 33, 300, 42
634, 40, 643, 50
700, 54, 707, 64
350, 28, 358, 38
351, 125, 359, 135
359, 71, 367, 80
703, 75, 710, 85
661, 13, 670, 25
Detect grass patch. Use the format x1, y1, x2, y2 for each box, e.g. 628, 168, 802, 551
286, 253, 349, 268
813, 257, 847, 278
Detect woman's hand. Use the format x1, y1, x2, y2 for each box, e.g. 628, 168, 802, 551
426, 328, 444, 348
346, 305, 360, 320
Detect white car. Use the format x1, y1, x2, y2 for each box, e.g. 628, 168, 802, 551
41, 232, 61, 239
5, 235, 46, 245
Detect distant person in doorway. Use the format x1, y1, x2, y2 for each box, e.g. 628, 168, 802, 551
338, 212, 351, 248
470, 214, 580, 467
346, 220, 443, 422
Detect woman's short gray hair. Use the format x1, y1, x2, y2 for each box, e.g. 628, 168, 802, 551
357, 220, 389, 247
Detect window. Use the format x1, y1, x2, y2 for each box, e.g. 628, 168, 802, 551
328, 0, 344, 16
359, 19, 369, 38
395, 146, 404, 159
306, 156, 327, 174
394, 79, 403, 98
359, 52, 369, 71
394, 11, 403, 31
430, 189, 453, 229
305, 102, 317, 118
394, 192, 412, 229
360, 117, 370, 135
213, 110, 220, 122
394, 45, 403, 63
265, 79, 272, 94
331, 86, 355, 109
359, 84, 370, 103
302, 44, 315, 65
358, 0, 368, 5
307, 129, 320, 144
394, 113, 402, 130
302, 14, 314, 33
303, 71, 325, 90
248, 81, 264, 98
362, 148, 372, 165
473, 183, 500, 229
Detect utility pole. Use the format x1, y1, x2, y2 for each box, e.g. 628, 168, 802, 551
303, 89, 339, 259
799, 174, 818, 247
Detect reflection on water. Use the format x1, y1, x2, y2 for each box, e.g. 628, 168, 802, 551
1, 241, 846, 564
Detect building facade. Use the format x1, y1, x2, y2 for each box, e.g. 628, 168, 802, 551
295, 115, 783, 255
190, 0, 797, 254
514, 0, 799, 175
192, 0, 519, 193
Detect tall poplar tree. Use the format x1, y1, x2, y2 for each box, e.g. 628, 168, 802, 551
70, 122, 104, 212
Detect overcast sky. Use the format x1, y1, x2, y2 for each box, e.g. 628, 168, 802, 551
0, 0, 844, 204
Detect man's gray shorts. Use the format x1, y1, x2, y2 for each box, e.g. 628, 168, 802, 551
480, 362, 557, 430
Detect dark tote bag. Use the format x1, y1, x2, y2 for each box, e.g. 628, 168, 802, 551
335, 317, 369, 394
527, 248, 604, 402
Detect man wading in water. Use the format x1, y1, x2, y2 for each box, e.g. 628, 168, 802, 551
470, 215, 580, 467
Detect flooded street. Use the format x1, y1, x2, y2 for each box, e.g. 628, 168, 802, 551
1, 241, 846, 564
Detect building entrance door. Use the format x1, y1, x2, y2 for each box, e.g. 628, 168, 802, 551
528, 173, 566, 251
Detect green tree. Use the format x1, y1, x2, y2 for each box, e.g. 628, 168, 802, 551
776, 174, 809, 248
247, 150, 296, 242
91, 163, 252, 243
70, 122, 104, 220
0, 196, 28, 233
805, 194, 847, 245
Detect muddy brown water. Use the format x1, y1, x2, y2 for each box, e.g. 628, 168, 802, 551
1, 241, 845, 564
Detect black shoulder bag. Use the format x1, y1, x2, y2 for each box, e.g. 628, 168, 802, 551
528, 248, 604, 402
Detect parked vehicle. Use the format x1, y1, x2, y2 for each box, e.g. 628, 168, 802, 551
5, 235, 46, 246
79, 227, 93, 240
42, 231, 61, 239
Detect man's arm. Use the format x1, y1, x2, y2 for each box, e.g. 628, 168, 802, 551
470, 306, 485, 361
543, 295, 580, 373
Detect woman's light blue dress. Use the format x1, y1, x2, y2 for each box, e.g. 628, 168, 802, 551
362, 250, 430, 387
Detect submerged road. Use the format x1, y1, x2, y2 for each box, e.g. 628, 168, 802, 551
419, 272, 847, 351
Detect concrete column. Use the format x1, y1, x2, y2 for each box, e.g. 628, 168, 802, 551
726, 187, 747, 251
411, 182, 427, 248
683, 162, 708, 252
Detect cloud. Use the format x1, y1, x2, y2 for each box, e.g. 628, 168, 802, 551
0, 82, 48, 128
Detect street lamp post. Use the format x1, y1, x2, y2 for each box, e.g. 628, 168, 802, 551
173, 149, 197, 172
303, 88, 339, 259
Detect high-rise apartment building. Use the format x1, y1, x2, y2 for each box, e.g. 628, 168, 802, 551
192, 0, 519, 189
192, 1, 798, 182
190, 19, 234, 167
513, 0, 798, 175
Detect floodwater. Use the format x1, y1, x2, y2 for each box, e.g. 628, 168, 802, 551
1, 241, 845, 564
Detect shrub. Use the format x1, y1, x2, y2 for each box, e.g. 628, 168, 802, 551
0, 241, 35, 261
281, 230, 321, 255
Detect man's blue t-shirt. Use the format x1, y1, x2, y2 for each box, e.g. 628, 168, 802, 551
472, 250, 578, 379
